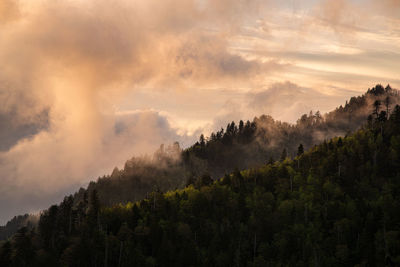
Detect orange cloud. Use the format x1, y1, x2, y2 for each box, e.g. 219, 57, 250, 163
0, 0, 399, 224
0, 0, 275, 223
0, 0, 20, 24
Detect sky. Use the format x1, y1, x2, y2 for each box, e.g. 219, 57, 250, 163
0, 0, 399, 224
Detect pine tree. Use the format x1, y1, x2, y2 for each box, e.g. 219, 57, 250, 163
297, 144, 304, 156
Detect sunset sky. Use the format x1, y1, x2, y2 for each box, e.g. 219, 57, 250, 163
0, 0, 399, 223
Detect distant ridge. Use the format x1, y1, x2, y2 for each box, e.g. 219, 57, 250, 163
1, 84, 398, 240
2, 84, 400, 265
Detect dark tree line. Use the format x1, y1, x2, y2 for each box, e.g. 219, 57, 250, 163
184, 84, 400, 179
1, 85, 399, 241
2, 94, 400, 266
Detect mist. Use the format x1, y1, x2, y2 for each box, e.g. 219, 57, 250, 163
0, 0, 399, 224
0, 0, 277, 224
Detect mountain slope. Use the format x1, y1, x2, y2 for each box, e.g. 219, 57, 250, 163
184, 84, 399, 178
2, 88, 400, 266
0, 215, 38, 241
78, 84, 400, 210
0, 84, 398, 241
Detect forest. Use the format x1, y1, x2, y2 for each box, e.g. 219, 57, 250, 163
59, 84, 400, 209
1, 85, 400, 266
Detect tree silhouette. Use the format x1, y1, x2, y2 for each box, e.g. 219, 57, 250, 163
297, 144, 304, 156
373, 100, 381, 118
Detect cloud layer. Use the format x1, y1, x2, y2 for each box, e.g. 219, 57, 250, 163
0, 0, 399, 224
0, 0, 275, 224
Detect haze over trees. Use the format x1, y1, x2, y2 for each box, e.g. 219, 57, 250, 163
1, 84, 398, 240
1, 85, 400, 266
57, 84, 400, 210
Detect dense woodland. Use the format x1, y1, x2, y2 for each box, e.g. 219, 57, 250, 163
184, 84, 399, 178
0, 85, 397, 238
1, 85, 400, 266
0, 215, 38, 241
73, 84, 400, 210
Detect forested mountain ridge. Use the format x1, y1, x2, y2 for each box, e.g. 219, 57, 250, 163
0, 84, 398, 242
69, 84, 400, 212
0, 215, 38, 241
1, 87, 400, 266
184, 84, 399, 178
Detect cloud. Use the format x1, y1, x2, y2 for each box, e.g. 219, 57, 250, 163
0, 0, 278, 223
0, 108, 49, 152
311, 0, 400, 34
0, 109, 196, 224
371, 0, 400, 19
247, 81, 348, 122
209, 81, 355, 129
315, 0, 359, 33
0, 0, 20, 24
0, 0, 399, 224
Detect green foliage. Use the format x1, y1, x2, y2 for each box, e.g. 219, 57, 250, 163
3, 100, 400, 266
2, 85, 400, 266
183, 84, 400, 180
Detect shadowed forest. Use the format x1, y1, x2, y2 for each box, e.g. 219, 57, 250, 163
1, 85, 400, 266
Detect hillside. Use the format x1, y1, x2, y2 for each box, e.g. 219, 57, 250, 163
0, 215, 38, 241
83, 84, 400, 207
184, 84, 399, 178
0, 84, 398, 241
1, 88, 400, 266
